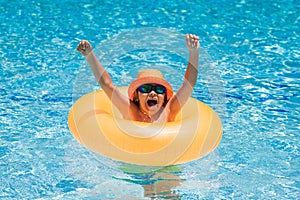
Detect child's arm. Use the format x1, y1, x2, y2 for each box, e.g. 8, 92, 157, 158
77, 40, 130, 118
167, 34, 200, 120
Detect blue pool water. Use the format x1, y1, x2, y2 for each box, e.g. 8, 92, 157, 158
1, 0, 299, 199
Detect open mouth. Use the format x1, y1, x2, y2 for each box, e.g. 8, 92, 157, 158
147, 100, 158, 107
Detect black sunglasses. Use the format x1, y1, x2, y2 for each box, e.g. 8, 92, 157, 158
137, 84, 166, 94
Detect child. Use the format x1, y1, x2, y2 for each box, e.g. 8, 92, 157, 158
77, 34, 199, 123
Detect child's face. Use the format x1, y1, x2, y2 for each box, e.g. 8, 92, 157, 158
137, 84, 166, 114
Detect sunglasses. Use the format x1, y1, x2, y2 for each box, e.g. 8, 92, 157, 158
137, 84, 166, 94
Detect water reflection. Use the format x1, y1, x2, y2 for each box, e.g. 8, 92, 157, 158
117, 164, 184, 199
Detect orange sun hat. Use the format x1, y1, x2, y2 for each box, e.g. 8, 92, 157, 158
128, 69, 173, 101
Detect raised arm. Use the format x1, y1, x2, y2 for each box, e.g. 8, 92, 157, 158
184, 34, 200, 88
77, 40, 130, 117
167, 34, 200, 120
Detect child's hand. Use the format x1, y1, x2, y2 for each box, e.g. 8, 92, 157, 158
77, 40, 92, 56
185, 34, 200, 52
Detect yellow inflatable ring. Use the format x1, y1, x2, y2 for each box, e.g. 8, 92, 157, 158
68, 87, 222, 166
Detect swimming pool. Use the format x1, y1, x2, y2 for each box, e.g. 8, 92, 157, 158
1, 0, 299, 199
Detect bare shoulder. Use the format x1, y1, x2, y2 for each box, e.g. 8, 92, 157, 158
127, 101, 139, 120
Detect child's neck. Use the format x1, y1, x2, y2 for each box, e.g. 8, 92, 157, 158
139, 107, 165, 122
